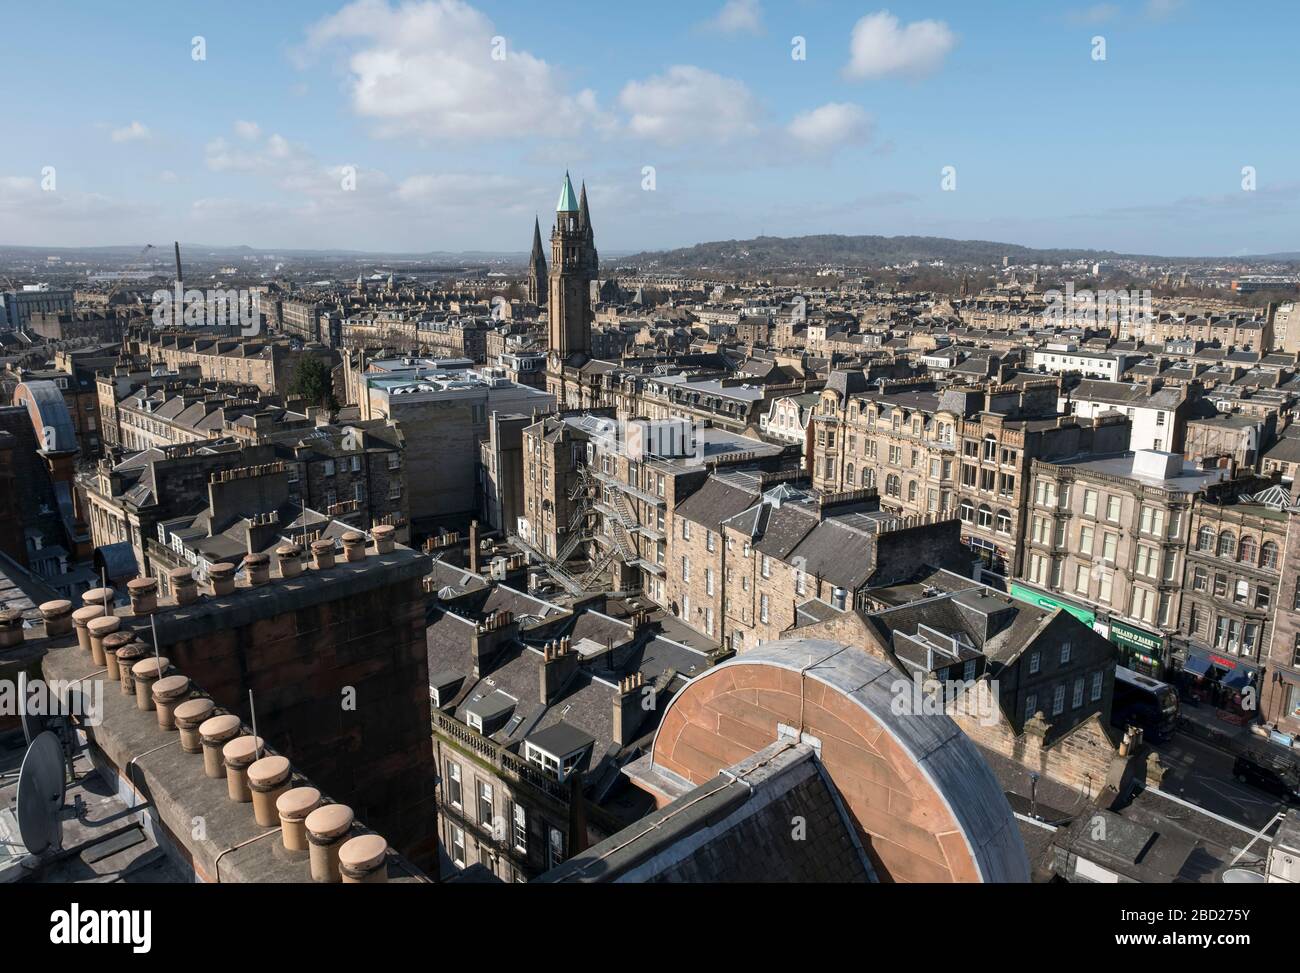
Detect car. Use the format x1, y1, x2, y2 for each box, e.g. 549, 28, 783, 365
1233, 751, 1300, 803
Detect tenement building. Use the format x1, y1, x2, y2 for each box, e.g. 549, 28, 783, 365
1017, 449, 1229, 675
811, 375, 1132, 584
1179, 479, 1289, 712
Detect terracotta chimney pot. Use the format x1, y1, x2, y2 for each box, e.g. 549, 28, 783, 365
209, 562, 236, 596
341, 531, 366, 562
130, 657, 171, 711
305, 804, 355, 882
338, 834, 389, 884
198, 714, 242, 778
151, 674, 191, 730
372, 525, 395, 554
71, 605, 103, 653
244, 552, 271, 587
168, 566, 198, 606
114, 641, 149, 695
276, 786, 322, 851
174, 697, 216, 753
39, 599, 73, 637
128, 576, 159, 615
311, 539, 336, 570
247, 755, 292, 827
86, 614, 121, 667
101, 630, 134, 681
276, 544, 304, 579
222, 735, 265, 803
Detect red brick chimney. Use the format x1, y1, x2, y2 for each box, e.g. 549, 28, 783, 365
540, 637, 579, 703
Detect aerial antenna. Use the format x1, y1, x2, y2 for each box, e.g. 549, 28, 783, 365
249, 689, 262, 761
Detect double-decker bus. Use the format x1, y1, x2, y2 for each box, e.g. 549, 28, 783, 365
1109, 665, 1179, 740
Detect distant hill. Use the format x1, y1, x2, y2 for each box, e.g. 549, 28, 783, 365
621, 234, 1140, 271
618, 234, 1229, 272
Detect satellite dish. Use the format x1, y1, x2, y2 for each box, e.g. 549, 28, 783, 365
15, 731, 66, 856
1221, 867, 1265, 884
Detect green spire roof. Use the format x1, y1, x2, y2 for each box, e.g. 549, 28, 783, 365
556, 171, 579, 213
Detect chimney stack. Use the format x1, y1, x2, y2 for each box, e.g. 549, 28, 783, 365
471, 610, 518, 678
540, 637, 579, 703
469, 520, 481, 573
612, 671, 647, 746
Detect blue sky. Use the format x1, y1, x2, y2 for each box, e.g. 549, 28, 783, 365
3, 0, 1298, 256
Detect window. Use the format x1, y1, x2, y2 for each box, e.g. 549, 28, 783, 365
1083, 489, 1097, 517
1238, 535, 1257, 564
963, 659, 976, 681
445, 760, 462, 808
1257, 585, 1271, 610
995, 510, 1012, 535
1060, 642, 1071, 664
1258, 538, 1279, 569
1024, 693, 1038, 722
1197, 526, 1215, 552
705, 567, 714, 596
547, 826, 567, 869
682, 520, 691, 541
1080, 525, 1094, 556
1090, 671, 1103, 701
512, 803, 527, 853
706, 531, 715, 552
1106, 496, 1121, 522
450, 825, 465, 867
761, 555, 771, 579
1217, 531, 1235, 558
1052, 684, 1066, 716
1193, 566, 1208, 591
478, 780, 494, 828
760, 593, 769, 624
680, 556, 690, 583
1072, 677, 1084, 708
1029, 651, 1040, 675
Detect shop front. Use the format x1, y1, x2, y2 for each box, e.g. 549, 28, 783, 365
1108, 620, 1167, 677
1177, 648, 1261, 724
1008, 583, 1097, 628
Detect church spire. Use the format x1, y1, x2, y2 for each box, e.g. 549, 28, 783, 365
578, 181, 591, 231
530, 216, 544, 260
557, 171, 579, 213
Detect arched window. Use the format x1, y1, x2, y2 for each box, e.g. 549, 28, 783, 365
1217, 531, 1235, 558
1238, 535, 1257, 564
996, 509, 1012, 534
1197, 526, 1214, 551
959, 500, 975, 522
1261, 541, 1279, 570
863, 468, 875, 488
886, 474, 900, 496
845, 463, 855, 487
907, 480, 918, 502
977, 504, 993, 529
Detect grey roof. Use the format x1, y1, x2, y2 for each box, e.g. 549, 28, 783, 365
525, 720, 595, 758
538, 741, 874, 883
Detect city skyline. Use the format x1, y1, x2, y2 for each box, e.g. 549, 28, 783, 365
4, 0, 1299, 256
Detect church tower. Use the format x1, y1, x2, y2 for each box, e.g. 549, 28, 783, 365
527, 216, 547, 305
547, 172, 598, 364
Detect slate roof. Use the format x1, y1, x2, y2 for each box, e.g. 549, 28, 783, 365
537, 741, 875, 883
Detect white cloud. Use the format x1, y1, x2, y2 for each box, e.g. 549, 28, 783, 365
844, 10, 957, 80
787, 103, 873, 150
703, 0, 763, 35
110, 121, 151, 142
298, 0, 603, 140
1144, 0, 1183, 21
1065, 4, 1121, 26
234, 120, 261, 140
619, 66, 760, 145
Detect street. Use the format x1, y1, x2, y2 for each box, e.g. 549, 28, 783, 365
1151, 731, 1290, 832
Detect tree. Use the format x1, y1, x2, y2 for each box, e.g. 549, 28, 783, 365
290, 355, 338, 411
